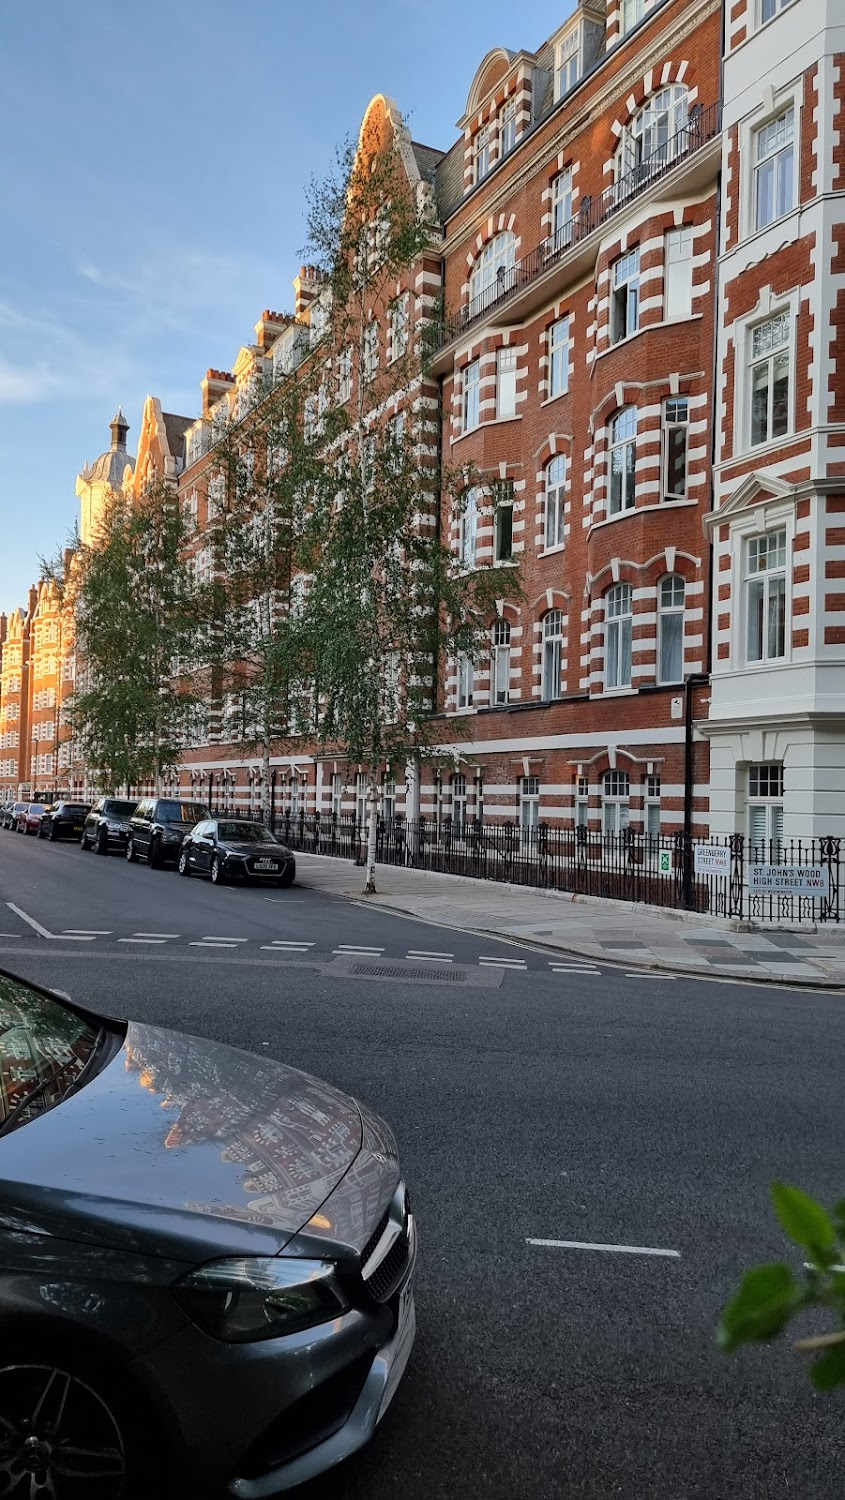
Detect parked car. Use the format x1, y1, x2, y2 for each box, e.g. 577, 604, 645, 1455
81, 796, 138, 855
38, 800, 92, 841
16, 802, 46, 835
179, 818, 297, 887
2, 802, 26, 831
0, 966, 416, 1499
125, 798, 210, 868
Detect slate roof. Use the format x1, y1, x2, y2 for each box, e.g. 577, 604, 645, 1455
411, 141, 445, 184
162, 412, 194, 462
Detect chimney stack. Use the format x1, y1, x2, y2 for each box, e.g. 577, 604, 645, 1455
293, 265, 323, 321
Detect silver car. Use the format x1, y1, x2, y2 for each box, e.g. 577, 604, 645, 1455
0, 969, 416, 1497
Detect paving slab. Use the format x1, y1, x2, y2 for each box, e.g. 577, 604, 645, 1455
293, 854, 845, 988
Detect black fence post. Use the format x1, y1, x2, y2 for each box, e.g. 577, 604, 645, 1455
728, 833, 744, 919
679, 832, 694, 910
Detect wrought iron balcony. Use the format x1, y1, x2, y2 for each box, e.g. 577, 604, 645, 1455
433, 101, 722, 353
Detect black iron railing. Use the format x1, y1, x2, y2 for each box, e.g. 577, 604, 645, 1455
434, 101, 722, 351
268, 812, 841, 925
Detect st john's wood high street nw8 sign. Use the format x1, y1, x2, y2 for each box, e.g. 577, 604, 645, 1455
747, 865, 828, 895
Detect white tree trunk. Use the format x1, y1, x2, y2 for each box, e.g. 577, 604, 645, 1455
364, 776, 378, 893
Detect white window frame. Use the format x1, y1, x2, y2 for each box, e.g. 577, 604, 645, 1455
609, 407, 637, 514
664, 228, 694, 320
474, 125, 491, 183
726, 500, 796, 672
491, 619, 511, 704
544, 455, 567, 551
744, 527, 788, 665
753, 107, 796, 232
456, 654, 474, 709
732, 289, 798, 455
645, 775, 661, 837
662, 398, 689, 501
550, 169, 574, 252
658, 574, 685, 684
748, 311, 792, 449
519, 776, 540, 838
541, 610, 564, 701
469, 233, 517, 315
330, 772, 342, 819
496, 346, 518, 418
605, 584, 633, 691
575, 775, 589, 828
338, 346, 352, 403
759, 0, 797, 24
463, 359, 481, 432
499, 98, 516, 159
602, 771, 630, 835
493, 482, 514, 562
747, 763, 784, 854
452, 773, 467, 835
547, 317, 569, 398
363, 322, 378, 382
616, 86, 688, 184
390, 294, 409, 361
611, 249, 640, 344
460, 488, 479, 568
555, 29, 581, 101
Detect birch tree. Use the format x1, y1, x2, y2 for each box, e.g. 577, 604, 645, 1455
274, 115, 516, 892
69, 481, 198, 792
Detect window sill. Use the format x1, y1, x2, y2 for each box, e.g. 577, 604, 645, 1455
595, 314, 703, 363
729, 431, 797, 464
540, 543, 566, 557
452, 416, 521, 445
589, 498, 699, 534
541, 391, 569, 408
738, 202, 800, 251
602, 687, 638, 697
493, 557, 519, 568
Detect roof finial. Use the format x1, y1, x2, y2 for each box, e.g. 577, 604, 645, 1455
109, 407, 129, 450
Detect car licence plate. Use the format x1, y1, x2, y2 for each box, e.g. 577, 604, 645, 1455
254, 860, 279, 872
73, 825, 83, 833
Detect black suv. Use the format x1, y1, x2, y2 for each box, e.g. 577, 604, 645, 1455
81, 796, 139, 855
126, 798, 211, 868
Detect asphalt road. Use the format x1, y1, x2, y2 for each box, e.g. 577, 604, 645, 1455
1, 829, 844, 1499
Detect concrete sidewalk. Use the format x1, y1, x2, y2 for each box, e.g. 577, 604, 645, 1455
294, 852, 845, 988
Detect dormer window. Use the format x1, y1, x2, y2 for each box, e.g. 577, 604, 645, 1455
621, 0, 660, 36
475, 126, 491, 183
555, 28, 581, 100
499, 99, 516, 159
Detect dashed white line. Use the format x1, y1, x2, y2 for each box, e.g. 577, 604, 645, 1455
550, 966, 601, 976
407, 950, 454, 959
190, 941, 239, 948
202, 936, 249, 943
119, 938, 166, 945
267, 940, 315, 949
410, 955, 454, 963
0, 933, 21, 938
624, 973, 676, 981
479, 956, 527, 968
134, 932, 180, 939
334, 945, 384, 954
526, 1239, 680, 1258
64, 929, 112, 936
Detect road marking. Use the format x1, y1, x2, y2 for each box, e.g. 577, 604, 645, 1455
409, 955, 454, 963
190, 940, 239, 948
407, 949, 454, 959
479, 956, 527, 968
624, 973, 676, 981
134, 932, 180, 939
550, 967, 601, 976
334, 944, 384, 953
7, 902, 53, 939
526, 1238, 680, 1258
119, 937, 166, 945
202, 936, 249, 943
64, 929, 112, 935
0, 933, 21, 938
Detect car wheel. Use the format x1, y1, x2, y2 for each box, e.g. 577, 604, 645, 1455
210, 855, 224, 885
95, 828, 109, 856
80, 830, 90, 850
125, 836, 137, 863
178, 848, 191, 878
48, 821, 57, 841
148, 837, 162, 870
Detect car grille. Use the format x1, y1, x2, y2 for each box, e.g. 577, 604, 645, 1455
366, 1234, 410, 1301
246, 857, 283, 875
361, 1208, 390, 1269
362, 1188, 412, 1302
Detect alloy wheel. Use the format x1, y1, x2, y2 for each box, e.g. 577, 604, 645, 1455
0, 1362, 125, 1498
125, 838, 136, 863
178, 850, 190, 878
210, 856, 221, 884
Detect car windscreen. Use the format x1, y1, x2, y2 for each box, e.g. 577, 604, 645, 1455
0, 976, 102, 1135
60, 805, 90, 816
158, 801, 209, 823
217, 822, 277, 844
27, 805, 43, 814
103, 800, 136, 818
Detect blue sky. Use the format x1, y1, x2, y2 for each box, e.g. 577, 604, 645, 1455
0, 0, 573, 610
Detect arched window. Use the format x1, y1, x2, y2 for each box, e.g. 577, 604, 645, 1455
658, 575, 685, 684
617, 86, 689, 184
469, 233, 517, 316
605, 583, 633, 690
542, 610, 564, 700
603, 771, 630, 834
609, 408, 637, 514
491, 618, 511, 705
545, 454, 568, 550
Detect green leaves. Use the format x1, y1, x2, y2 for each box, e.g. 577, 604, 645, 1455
771, 1182, 836, 1255
718, 1264, 800, 1352
719, 1183, 845, 1392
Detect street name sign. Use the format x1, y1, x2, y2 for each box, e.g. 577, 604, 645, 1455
693, 845, 731, 876
748, 864, 827, 894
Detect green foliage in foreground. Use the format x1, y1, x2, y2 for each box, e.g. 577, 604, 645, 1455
719, 1183, 845, 1390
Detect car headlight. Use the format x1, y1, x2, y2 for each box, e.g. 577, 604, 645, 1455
105, 820, 121, 831
173, 1257, 348, 1342
160, 828, 181, 842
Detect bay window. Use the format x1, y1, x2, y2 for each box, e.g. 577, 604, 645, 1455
745, 529, 787, 663
609, 407, 637, 514
750, 312, 790, 446
754, 108, 795, 229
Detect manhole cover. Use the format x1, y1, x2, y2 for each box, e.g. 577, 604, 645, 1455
351, 962, 467, 982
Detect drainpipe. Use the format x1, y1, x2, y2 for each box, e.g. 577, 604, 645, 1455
683, 672, 709, 906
